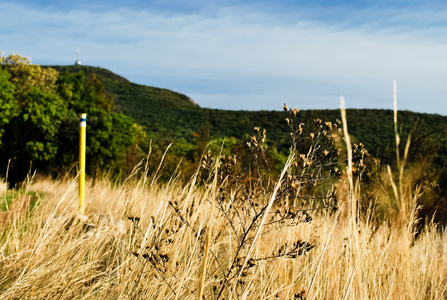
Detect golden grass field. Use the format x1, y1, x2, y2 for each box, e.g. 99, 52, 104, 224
1, 96, 447, 299
0, 163, 446, 300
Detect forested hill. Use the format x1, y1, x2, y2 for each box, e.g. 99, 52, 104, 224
2, 52, 447, 187
51, 65, 447, 167
48, 65, 202, 142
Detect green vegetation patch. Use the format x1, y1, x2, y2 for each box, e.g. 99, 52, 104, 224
0, 190, 16, 211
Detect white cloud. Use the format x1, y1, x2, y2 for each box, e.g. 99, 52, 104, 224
0, 1, 446, 113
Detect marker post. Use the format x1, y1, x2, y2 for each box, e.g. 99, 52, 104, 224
79, 114, 87, 214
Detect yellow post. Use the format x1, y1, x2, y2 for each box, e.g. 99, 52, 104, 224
79, 113, 87, 214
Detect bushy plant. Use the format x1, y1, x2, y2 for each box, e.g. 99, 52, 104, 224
0, 53, 138, 185
126, 103, 348, 299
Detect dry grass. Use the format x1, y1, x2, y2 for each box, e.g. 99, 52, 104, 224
0, 167, 445, 300
1, 89, 446, 299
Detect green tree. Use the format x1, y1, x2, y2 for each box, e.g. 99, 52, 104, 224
0, 54, 65, 185
0, 69, 17, 144
54, 70, 137, 180
0, 53, 138, 184
1, 53, 59, 95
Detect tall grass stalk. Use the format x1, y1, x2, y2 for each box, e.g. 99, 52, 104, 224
340, 95, 363, 299
4, 160, 11, 211
340, 96, 355, 218
197, 154, 220, 300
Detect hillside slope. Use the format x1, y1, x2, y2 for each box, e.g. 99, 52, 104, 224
49, 65, 447, 163
49, 65, 205, 145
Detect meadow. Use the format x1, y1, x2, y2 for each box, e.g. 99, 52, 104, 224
1, 100, 446, 300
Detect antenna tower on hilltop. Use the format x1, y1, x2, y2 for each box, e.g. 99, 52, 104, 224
75, 49, 81, 65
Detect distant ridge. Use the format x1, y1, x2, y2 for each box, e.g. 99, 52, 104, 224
44, 65, 447, 165
47, 65, 199, 108
47, 65, 131, 84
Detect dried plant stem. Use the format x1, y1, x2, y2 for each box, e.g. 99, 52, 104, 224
4, 159, 11, 212
342, 267, 356, 300
340, 96, 363, 299
393, 80, 405, 214
394, 80, 400, 169
340, 96, 355, 223
228, 154, 295, 300
149, 143, 172, 188
306, 203, 344, 300
392, 80, 412, 218
197, 150, 220, 300
387, 165, 399, 204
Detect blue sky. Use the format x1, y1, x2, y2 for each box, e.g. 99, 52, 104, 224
1, 0, 446, 114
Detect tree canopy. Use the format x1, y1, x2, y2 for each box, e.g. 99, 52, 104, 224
0, 53, 137, 186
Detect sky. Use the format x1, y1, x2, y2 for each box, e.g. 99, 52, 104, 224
1, 0, 446, 114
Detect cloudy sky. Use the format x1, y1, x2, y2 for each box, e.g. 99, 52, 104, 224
1, 0, 446, 114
